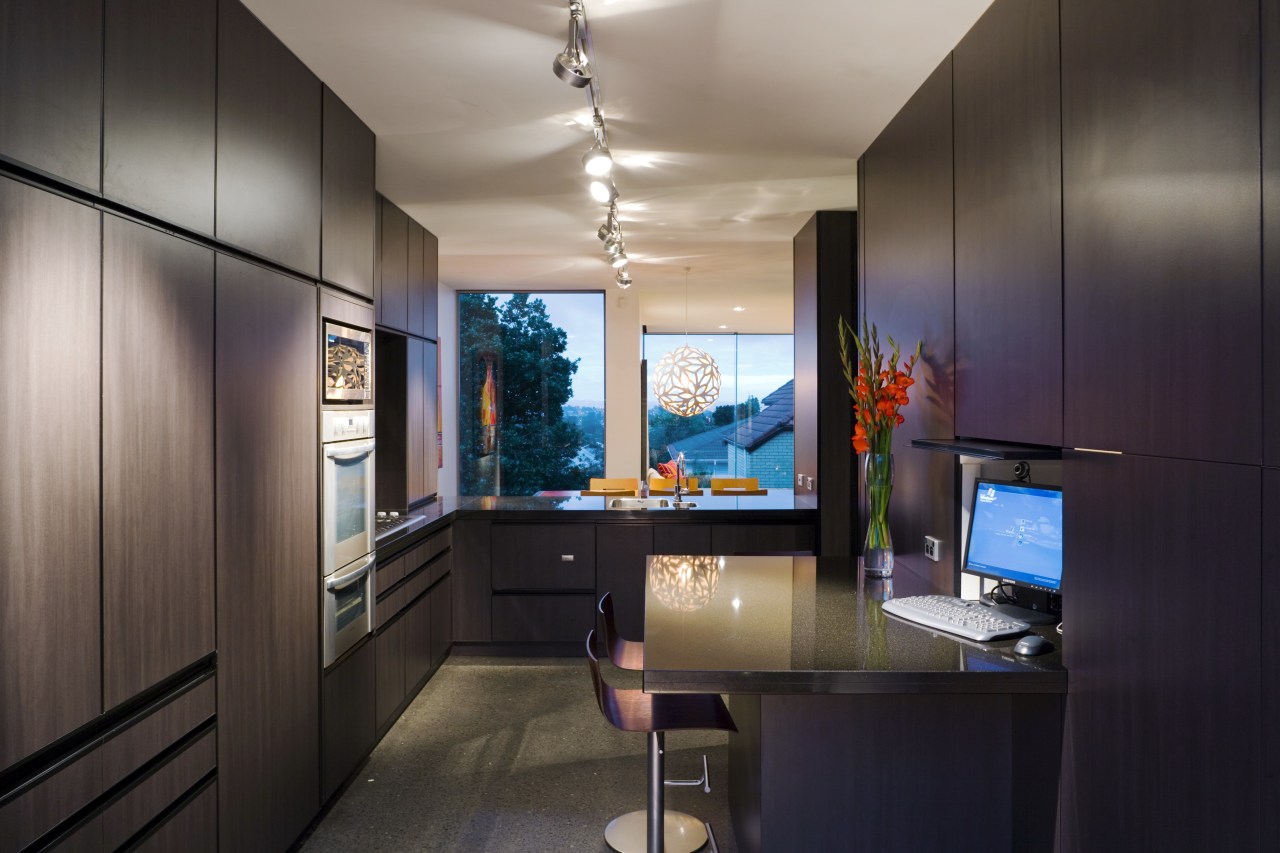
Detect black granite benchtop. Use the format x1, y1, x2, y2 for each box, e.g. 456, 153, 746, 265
642, 555, 1066, 695
375, 491, 818, 554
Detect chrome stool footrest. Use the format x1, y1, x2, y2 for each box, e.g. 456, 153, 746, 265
664, 754, 711, 793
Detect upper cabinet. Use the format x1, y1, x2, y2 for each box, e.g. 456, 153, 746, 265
0, 178, 102, 767
423, 227, 440, 340
104, 0, 217, 235
379, 197, 409, 331
0, 0, 103, 190
322, 87, 376, 298
953, 0, 1062, 447
1061, 0, 1261, 462
217, 0, 322, 277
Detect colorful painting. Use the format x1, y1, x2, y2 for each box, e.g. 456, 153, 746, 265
479, 355, 497, 456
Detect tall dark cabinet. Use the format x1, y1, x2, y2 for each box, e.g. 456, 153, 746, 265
322, 86, 376, 297
104, 0, 217, 234
858, 57, 956, 588
1265, 1, 1280, 468
217, 0, 322, 277
1061, 0, 1261, 463
0, 178, 101, 768
0, 0, 102, 190
379, 198, 410, 331
215, 256, 319, 852
1060, 452, 1261, 852
952, 0, 1062, 447
792, 211, 856, 556
102, 216, 216, 709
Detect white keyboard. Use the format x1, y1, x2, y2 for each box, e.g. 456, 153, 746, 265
881, 595, 1029, 641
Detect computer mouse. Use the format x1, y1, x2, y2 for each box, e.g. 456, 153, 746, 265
1013, 634, 1054, 656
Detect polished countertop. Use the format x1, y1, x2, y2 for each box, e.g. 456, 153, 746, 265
642, 555, 1067, 695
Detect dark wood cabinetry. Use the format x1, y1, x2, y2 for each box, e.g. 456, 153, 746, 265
217, 0, 321, 276
453, 520, 493, 642
408, 221, 427, 336
104, 0, 216, 234
0, 0, 102, 189
654, 524, 712, 556
322, 87, 376, 297
423, 228, 440, 340
134, 783, 217, 853
408, 339, 428, 503
0, 180, 101, 769
492, 524, 596, 590
379, 198, 409, 331
322, 639, 375, 801
1061, 0, 1261, 463
405, 592, 433, 691
792, 211, 856, 556
858, 57, 957, 588
1265, 3, 1280, 468
1060, 452, 1261, 852
596, 524, 655, 640
1265, 468, 1280, 845
710, 524, 815, 556
953, 0, 1062, 447
215, 255, 319, 852
102, 216, 215, 709
430, 575, 453, 668
375, 616, 407, 732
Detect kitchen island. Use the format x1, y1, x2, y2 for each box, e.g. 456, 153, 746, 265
643, 555, 1066, 853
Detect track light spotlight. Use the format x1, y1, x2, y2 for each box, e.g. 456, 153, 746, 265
553, 2, 592, 87
582, 112, 612, 176
603, 234, 624, 256
589, 176, 618, 204
610, 251, 629, 268
615, 268, 633, 289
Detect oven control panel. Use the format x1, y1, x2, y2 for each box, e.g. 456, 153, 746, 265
322, 409, 373, 443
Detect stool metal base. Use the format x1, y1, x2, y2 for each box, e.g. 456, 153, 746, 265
604, 809, 707, 853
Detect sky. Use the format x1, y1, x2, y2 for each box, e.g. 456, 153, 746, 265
464, 293, 793, 411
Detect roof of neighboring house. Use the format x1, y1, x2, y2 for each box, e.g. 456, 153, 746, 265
666, 422, 736, 460
728, 380, 795, 452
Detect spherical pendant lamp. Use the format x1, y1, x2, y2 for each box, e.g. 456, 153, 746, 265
652, 344, 721, 416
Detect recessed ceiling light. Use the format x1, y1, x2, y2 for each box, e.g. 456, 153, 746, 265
732, 306, 745, 312
718, 325, 727, 329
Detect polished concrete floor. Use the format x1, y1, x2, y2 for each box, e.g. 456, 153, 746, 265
298, 657, 737, 852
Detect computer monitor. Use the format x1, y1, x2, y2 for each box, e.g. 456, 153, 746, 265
963, 478, 1063, 622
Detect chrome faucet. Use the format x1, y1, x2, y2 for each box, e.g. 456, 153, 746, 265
674, 452, 686, 502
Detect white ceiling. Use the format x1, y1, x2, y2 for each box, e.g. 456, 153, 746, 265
244, 0, 993, 333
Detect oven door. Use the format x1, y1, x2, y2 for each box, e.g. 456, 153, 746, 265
322, 438, 376, 576
324, 553, 375, 668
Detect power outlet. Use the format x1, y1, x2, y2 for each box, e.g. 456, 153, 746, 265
924, 536, 942, 561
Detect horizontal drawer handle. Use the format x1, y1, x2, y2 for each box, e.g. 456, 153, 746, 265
560, 554, 574, 562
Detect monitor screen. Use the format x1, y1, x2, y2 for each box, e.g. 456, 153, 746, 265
963, 479, 1063, 593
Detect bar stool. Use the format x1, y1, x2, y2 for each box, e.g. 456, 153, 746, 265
586, 629, 736, 853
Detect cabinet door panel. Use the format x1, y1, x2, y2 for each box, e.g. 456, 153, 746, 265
953, 0, 1062, 446
596, 524, 653, 640
405, 593, 432, 690
1265, 469, 1280, 845
215, 255, 319, 852
408, 221, 427, 337
1060, 452, 1260, 852
104, 0, 216, 233
423, 228, 440, 340
0, 0, 102, 189
217, 0, 321, 276
103, 217, 215, 708
452, 520, 492, 641
491, 594, 595, 643
322, 639, 374, 801
710, 524, 815, 556
375, 617, 407, 731
322, 87, 375, 297
1266, 3, 1280, 467
491, 524, 596, 590
653, 524, 711, 556
430, 575, 453, 667
1061, 0, 1261, 461
379, 199, 409, 331
0, 180, 101, 768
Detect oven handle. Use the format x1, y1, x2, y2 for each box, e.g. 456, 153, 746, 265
325, 441, 375, 460
325, 554, 376, 591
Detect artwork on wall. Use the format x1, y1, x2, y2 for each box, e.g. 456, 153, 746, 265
478, 353, 497, 457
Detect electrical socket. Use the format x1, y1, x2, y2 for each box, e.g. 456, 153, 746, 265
924, 536, 941, 561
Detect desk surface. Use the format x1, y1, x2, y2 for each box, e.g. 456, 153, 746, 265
642, 555, 1067, 695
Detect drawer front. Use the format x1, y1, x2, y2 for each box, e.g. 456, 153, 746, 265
426, 549, 451, 586
376, 584, 407, 629
491, 594, 595, 643
408, 526, 451, 573
491, 524, 595, 590
101, 678, 215, 790
376, 554, 406, 595
133, 782, 216, 853
102, 728, 216, 850
0, 752, 102, 853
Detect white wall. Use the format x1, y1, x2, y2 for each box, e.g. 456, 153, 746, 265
436, 284, 643, 495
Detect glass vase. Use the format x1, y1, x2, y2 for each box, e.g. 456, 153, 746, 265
862, 452, 894, 578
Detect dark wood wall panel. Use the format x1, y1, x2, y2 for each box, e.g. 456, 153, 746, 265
102, 216, 215, 708
1059, 452, 1260, 852
0, 180, 101, 768
215, 255, 319, 852
322, 87, 376, 297
859, 57, 956, 589
452, 520, 493, 641
953, 0, 1062, 447
379, 198, 410, 331
596, 524, 655, 640
0, 0, 102, 189
1061, 0, 1261, 462
1265, 2, 1280, 467
217, 0, 321, 276
104, 0, 216, 234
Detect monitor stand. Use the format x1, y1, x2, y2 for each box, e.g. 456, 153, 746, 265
986, 601, 1059, 626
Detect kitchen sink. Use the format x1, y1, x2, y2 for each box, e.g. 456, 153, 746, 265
608, 498, 671, 510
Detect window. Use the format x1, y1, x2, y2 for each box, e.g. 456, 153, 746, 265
643, 334, 794, 489
457, 292, 604, 495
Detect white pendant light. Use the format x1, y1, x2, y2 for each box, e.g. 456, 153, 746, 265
653, 268, 721, 417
